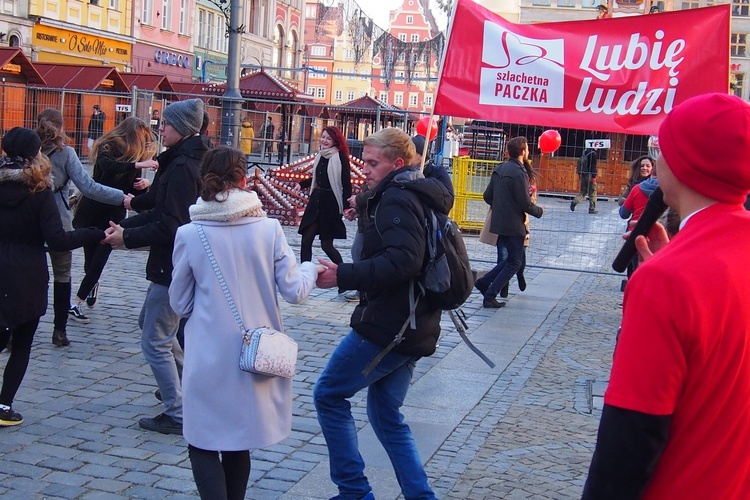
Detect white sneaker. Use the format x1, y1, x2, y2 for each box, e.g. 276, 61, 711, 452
68, 304, 90, 324
344, 291, 360, 302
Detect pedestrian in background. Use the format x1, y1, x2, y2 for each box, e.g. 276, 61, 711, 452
570, 146, 598, 214
583, 93, 750, 499
103, 98, 209, 435
169, 146, 318, 500
474, 136, 543, 308
36, 108, 125, 346
71, 117, 158, 323
87, 104, 106, 151
0, 127, 104, 426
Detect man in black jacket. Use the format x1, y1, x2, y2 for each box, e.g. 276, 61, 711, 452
474, 136, 543, 308
314, 128, 451, 500
104, 99, 208, 435
571, 147, 598, 214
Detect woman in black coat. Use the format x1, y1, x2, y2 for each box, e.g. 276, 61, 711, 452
294, 126, 351, 264
0, 127, 104, 427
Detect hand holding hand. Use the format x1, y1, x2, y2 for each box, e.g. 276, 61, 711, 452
315, 258, 338, 289
343, 208, 358, 221
103, 221, 125, 249
348, 195, 356, 207
123, 193, 134, 210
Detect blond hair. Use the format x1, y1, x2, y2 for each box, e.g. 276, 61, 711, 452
90, 117, 157, 165
22, 153, 52, 193
363, 128, 415, 165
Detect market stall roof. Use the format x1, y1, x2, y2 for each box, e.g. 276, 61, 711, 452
327, 95, 408, 117
170, 82, 210, 98
203, 68, 315, 101
31, 63, 128, 91
120, 73, 175, 92
0, 48, 46, 84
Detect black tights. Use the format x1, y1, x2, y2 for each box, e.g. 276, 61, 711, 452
188, 445, 251, 500
0, 318, 39, 407
76, 240, 114, 301
300, 222, 342, 264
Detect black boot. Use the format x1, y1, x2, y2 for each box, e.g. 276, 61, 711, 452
53, 281, 72, 345
52, 329, 70, 347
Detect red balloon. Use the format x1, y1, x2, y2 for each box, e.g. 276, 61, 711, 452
416, 116, 439, 141
538, 129, 562, 154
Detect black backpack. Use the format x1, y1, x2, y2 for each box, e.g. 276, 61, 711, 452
419, 207, 474, 310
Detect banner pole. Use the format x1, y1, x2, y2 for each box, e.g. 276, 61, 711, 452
421, 0, 460, 174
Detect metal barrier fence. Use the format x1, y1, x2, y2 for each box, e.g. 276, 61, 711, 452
451, 156, 626, 276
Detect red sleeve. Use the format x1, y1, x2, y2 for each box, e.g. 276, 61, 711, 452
623, 184, 641, 214
605, 259, 688, 415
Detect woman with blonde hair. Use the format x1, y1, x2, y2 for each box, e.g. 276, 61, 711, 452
0, 127, 105, 426
169, 146, 318, 499
71, 117, 158, 320
36, 108, 125, 346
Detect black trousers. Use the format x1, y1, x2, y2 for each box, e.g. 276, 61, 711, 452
188, 444, 251, 500
0, 318, 40, 407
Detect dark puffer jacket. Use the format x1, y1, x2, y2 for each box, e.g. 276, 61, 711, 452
337, 167, 454, 357
0, 168, 104, 327
120, 135, 208, 286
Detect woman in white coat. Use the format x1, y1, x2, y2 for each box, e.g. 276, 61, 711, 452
169, 146, 318, 500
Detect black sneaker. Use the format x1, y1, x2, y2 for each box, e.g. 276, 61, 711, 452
138, 413, 182, 435
68, 304, 90, 324
86, 282, 99, 308
0, 406, 23, 426
52, 328, 70, 347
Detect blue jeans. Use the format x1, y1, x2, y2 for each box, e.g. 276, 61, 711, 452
478, 235, 525, 299
313, 331, 436, 500
138, 283, 183, 422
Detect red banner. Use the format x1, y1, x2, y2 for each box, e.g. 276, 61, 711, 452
434, 2, 730, 135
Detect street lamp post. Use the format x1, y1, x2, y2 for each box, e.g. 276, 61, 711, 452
220, 0, 244, 148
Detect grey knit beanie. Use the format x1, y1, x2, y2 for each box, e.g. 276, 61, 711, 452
163, 99, 204, 137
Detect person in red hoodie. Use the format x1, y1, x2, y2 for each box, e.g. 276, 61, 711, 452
583, 93, 750, 499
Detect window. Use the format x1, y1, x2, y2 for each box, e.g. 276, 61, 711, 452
109, 0, 119, 10
359, 91, 366, 97
532, 0, 551, 5
394, 92, 404, 105
732, 72, 745, 97
305, 4, 316, 18
206, 12, 215, 49
582, 0, 599, 6
396, 71, 405, 82
311, 45, 326, 56
179, 0, 187, 34
732, 33, 747, 57
310, 66, 326, 79
379, 91, 388, 103
411, 34, 419, 42
142, 0, 153, 25
681, 0, 700, 8
347, 91, 355, 100
406, 15, 413, 24
317, 87, 326, 99
215, 13, 225, 52
424, 94, 433, 107
198, 10, 206, 48
409, 93, 419, 107
398, 34, 407, 42
398, 53, 405, 62
335, 68, 344, 79
345, 49, 354, 60
734, 0, 749, 17
557, 0, 575, 6
335, 90, 343, 101
161, 0, 171, 30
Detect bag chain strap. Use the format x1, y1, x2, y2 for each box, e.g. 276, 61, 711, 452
196, 224, 247, 334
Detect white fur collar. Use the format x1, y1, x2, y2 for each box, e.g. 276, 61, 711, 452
189, 188, 265, 222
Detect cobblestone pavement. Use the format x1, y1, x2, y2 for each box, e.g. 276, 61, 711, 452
0, 208, 625, 499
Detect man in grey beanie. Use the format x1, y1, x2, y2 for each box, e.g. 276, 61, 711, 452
104, 97, 209, 434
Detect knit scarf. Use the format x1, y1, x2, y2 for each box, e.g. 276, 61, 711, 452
311, 147, 344, 214
189, 188, 266, 222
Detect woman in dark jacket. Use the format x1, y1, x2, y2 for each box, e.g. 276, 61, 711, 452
0, 127, 104, 427
72, 117, 158, 316
295, 126, 351, 265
